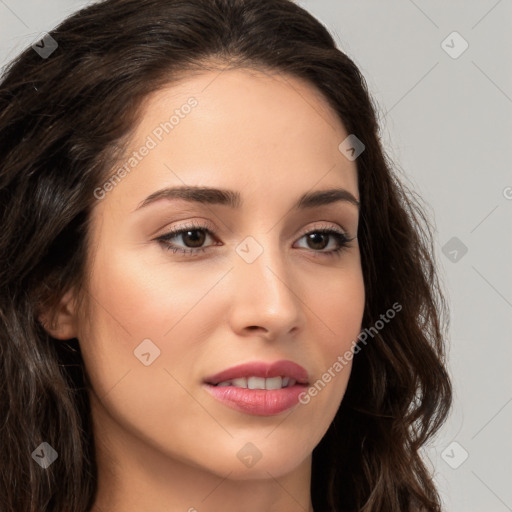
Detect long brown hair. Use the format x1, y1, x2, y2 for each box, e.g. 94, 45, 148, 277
0, 0, 452, 510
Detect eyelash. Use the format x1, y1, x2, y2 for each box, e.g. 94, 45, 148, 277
155, 221, 355, 259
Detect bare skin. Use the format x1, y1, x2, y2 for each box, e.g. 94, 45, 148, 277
42, 66, 365, 512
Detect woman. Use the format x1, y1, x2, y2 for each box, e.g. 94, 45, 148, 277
0, 0, 452, 510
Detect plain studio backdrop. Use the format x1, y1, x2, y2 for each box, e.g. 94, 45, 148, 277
1, 1, 511, 511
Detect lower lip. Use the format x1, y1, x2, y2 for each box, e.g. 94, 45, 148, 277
203, 383, 307, 416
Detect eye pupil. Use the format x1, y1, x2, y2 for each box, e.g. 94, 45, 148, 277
183, 230, 206, 247
307, 232, 329, 250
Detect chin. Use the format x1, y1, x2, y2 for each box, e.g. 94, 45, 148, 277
202, 445, 311, 481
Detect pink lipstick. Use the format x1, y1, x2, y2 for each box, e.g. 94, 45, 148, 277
203, 360, 309, 416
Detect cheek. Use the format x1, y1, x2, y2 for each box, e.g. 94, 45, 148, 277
77, 244, 232, 409
314, 261, 365, 348
76, 251, 212, 449
85, 244, 220, 340
76, 248, 195, 397
298, 263, 364, 412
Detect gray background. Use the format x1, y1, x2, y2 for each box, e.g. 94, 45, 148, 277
1, 1, 511, 510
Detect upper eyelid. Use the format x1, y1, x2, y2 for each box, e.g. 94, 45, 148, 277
158, 220, 350, 239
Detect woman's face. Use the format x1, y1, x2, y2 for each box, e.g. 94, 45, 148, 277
73, 68, 364, 480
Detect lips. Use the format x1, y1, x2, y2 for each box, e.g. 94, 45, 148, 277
202, 359, 310, 416
203, 359, 309, 386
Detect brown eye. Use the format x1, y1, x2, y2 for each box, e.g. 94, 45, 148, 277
156, 223, 217, 254
295, 229, 353, 257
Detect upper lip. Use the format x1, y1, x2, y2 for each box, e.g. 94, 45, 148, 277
204, 359, 309, 385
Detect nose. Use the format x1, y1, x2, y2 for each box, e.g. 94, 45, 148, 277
227, 239, 304, 340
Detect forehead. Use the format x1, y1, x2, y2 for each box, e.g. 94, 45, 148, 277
131, 67, 351, 157
94, 67, 359, 219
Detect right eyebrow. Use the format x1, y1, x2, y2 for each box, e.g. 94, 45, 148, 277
133, 185, 360, 212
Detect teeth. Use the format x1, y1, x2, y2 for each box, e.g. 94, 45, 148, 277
214, 376, 296, 389
247, 376, 266, 390
231, 377, 247, 388
264, 376, 282, 390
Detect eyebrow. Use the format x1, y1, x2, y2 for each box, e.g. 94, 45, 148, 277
134, 185, 360, 212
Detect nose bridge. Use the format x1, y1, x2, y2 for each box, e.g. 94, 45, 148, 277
231, 231, 301, 324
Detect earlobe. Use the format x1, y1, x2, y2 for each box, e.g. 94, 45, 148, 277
38, 289, 78, 340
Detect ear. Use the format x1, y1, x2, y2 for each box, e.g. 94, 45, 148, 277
38, 289, 79, 340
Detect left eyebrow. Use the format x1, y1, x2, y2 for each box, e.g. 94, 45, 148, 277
133, 185, 360, 212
